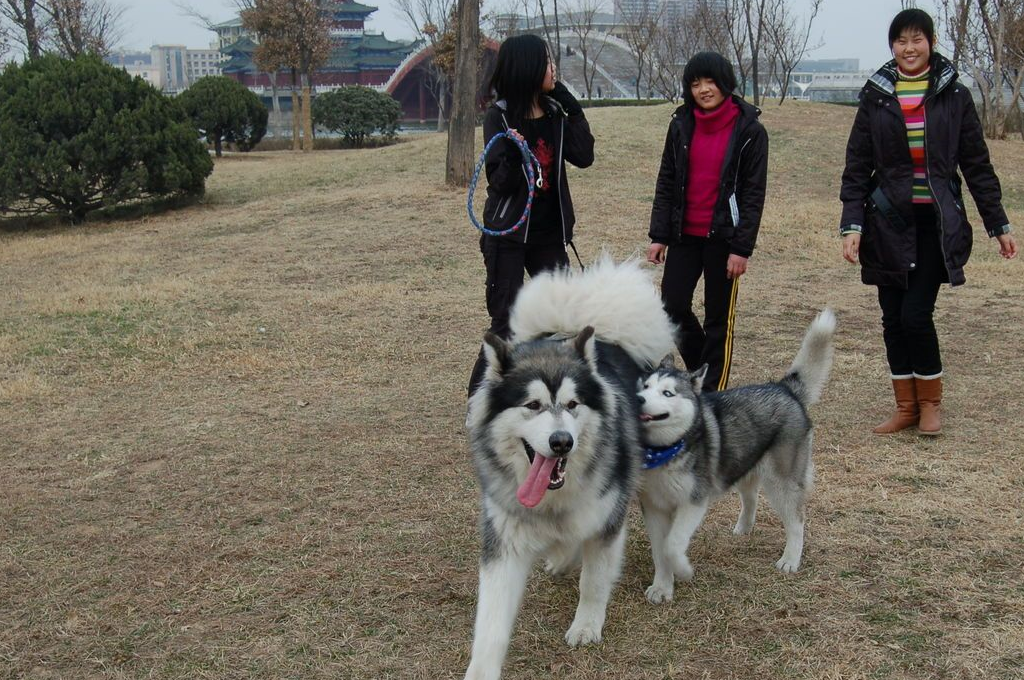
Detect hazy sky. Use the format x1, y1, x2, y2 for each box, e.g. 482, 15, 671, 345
121, 0, 939, 69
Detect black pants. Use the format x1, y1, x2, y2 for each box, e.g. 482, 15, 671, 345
467, 236, 569, 395
877, 211, 947, 378
661, 235, 740, 392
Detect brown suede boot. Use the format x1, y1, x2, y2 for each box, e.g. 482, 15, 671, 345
873, 378, 919, 434
915, 377, 942, 436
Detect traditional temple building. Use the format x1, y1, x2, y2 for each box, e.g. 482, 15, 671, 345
215, 0, 418, 89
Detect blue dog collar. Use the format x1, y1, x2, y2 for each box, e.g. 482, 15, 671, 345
642, 440, 686, 469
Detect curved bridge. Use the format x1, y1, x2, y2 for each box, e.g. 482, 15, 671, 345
384, 38, 501, 123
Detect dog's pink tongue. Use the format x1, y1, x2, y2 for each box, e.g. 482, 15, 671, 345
517, 455, 557, 508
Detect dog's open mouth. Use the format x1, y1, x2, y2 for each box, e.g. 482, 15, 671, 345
639, 413, 670, 422
516, 440, 568, 508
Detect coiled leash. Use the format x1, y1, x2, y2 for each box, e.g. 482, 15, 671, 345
467, 130, 543, 237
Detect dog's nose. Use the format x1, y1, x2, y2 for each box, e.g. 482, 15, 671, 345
637, 395, 645, 404
549, 431, 573, 455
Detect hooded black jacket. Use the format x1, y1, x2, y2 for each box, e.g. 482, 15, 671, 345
648, 95, 769, 258
481, 84, 595, 245
840, 53, 1011, 287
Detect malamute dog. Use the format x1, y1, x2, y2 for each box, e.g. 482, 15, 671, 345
463, 258, 676, 680
636, 309, 836, 605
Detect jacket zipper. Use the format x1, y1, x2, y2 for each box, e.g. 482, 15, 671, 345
500, 111, 533, 241
922, 101, 952, 282
556, 115, 566, 247
729, 138, 753, 228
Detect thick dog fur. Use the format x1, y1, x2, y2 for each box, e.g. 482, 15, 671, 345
636, 309, 836, 605
463, 258, 675, 680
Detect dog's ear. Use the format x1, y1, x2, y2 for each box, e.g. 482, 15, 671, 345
690, 364, 709, 391
573, 326, 598, 369
482, 332, 511, 381
659, 354, 676, 370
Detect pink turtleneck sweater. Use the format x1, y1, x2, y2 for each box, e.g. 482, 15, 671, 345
682, 97, 740, 237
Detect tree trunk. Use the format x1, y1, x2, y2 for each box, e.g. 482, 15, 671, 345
291, 69, 301, 151
215, 137, 223, 157
553, 0, 561, 71
269, 71, 281, 132
302, 75, 313, 152
23, 0, 42, 59
446, 0, 480, 187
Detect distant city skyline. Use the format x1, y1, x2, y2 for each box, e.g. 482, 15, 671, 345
120, 0, 938, 70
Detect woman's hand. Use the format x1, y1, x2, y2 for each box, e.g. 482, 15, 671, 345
842, 233, 861, 264
726, 254, 748, 279
996, 233, 1018, 259
647, 243, 667, 265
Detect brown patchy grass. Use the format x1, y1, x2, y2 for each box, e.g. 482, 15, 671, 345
2, 101, 1024, 680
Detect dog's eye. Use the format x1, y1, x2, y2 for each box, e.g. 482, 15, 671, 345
566, 400, 578, 410
662, 390, 674, 397
524, 400, 541, 411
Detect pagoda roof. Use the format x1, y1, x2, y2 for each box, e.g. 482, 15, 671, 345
212, 16, 243, 29
221, 36, 258, 57
331, 1, 378, 15
219, 30, 413, 74
357, 34, 411, 51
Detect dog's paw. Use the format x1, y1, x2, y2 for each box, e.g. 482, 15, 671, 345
645, 583, 673, 604
565, 620, 603, 647
775, 555, 801, 573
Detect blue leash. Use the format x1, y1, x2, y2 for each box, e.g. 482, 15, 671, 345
467, 131, 544, 237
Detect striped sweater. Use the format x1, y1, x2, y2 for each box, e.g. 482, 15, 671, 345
896, 68, 932, 204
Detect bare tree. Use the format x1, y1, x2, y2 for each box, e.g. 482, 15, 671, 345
242, 0, 330, 151
691, 0, 750, 96
765, 0, 823, 104
396, 0, 457, 130
0, 16, 10, 57
937, 0, 1024, 139
742, 0, 770, 104
0, 0, 44, 58
486, 0, 526, 39
39, 0, 124, 57
619, 0, 661, 100
651, 9, 694, 101
564, 0, 608, 99
445, 0, 479, 186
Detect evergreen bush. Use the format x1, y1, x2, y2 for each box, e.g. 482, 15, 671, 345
177, 76, 268, 156
0, 54, 213, 223
312, 86, 401, 146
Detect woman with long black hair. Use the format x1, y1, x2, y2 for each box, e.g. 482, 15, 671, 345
840, 8, 1017, 436
467, 34, 594, 396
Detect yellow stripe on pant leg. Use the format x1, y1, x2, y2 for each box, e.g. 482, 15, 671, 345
717, 278, 740, 391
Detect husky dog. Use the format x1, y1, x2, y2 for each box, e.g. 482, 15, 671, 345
463, 258, 676, 680
636, 309, 836, 605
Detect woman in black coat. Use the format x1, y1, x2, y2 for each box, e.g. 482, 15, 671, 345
467, 34, 595, 396
839, 9, 1017, 436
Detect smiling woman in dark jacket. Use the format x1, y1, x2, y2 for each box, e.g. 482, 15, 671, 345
840, 9, 1018, 436
648, 51, 768, 393
467, 34, 595, 396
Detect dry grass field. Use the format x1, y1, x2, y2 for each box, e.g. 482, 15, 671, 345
2, 101, 1023, 680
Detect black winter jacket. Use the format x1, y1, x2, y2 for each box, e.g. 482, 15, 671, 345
840, 54, 1011, 287
648, 95, 769, 258
481, 85, 595, 244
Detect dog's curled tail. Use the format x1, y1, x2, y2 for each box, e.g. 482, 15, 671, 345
508, 255, 676, 367
783, 308, 836, 406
